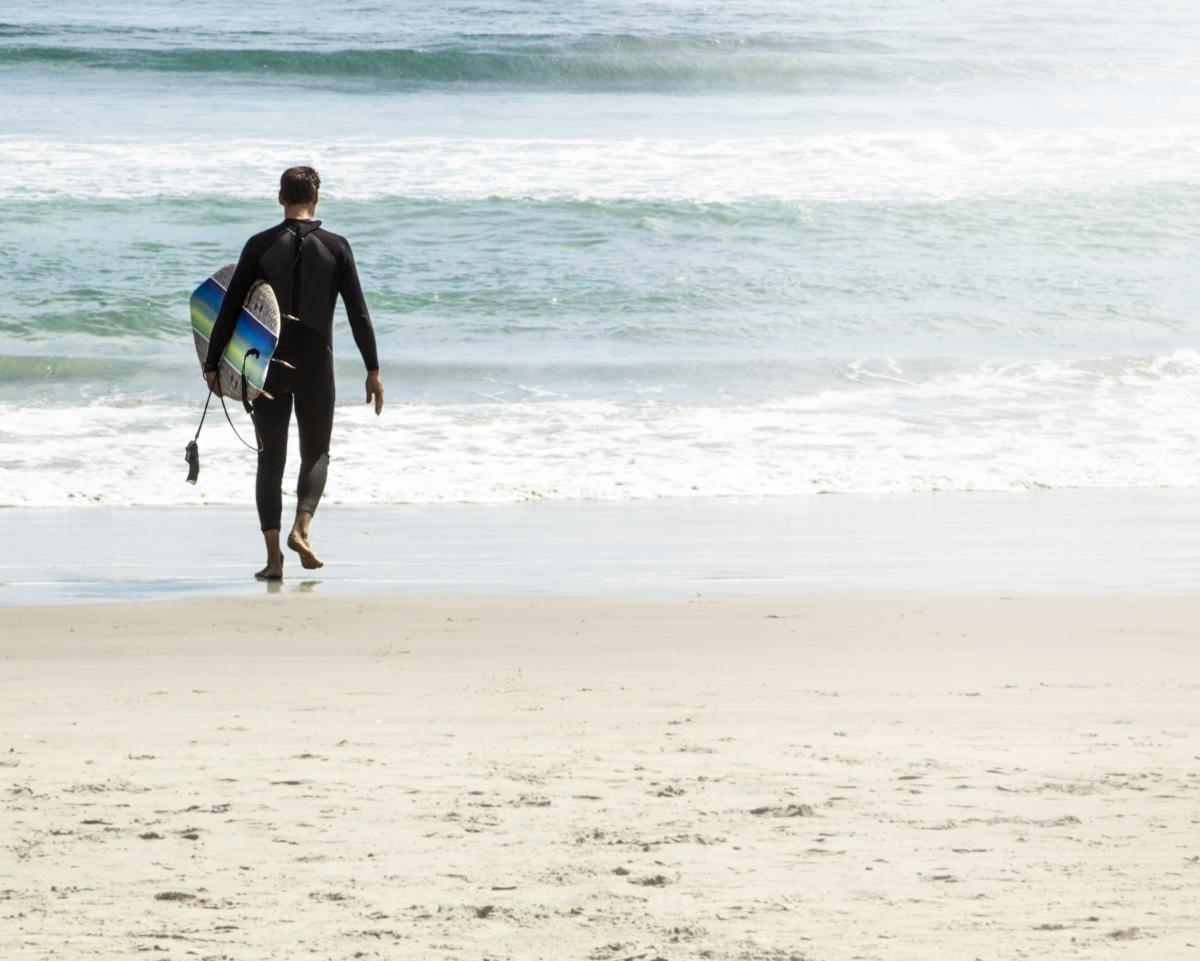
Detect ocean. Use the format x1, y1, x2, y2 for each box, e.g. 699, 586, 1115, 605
2, 0, 1198, 508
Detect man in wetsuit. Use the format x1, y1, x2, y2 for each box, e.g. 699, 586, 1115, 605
203, 166, 384, 580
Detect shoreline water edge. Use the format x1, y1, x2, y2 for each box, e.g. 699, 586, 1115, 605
1, 489, 1197, 604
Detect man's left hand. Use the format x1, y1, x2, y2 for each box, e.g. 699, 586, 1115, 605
365, 370, 384, 415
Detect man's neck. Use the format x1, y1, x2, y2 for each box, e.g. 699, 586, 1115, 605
283, 205, 316, 220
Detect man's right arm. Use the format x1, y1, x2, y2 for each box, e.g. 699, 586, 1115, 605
203, 240, 258, 372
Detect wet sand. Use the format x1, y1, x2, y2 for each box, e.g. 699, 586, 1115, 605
3, 490, 1199, 604
2, 593, 1198, 959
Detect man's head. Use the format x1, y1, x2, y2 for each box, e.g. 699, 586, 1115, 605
279, 166, 320, 211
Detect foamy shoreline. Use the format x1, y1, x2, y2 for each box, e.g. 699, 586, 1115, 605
2, 593, 1197, 959
5, 347, 1200, 509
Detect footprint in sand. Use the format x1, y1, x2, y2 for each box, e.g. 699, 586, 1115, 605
750, 804, 815, 817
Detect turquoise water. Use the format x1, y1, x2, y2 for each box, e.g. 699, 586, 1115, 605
2, 1, 1199, 505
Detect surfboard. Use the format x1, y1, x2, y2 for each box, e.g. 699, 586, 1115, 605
190, 264, 281, 402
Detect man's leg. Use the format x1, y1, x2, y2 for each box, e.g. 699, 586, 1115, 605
287, 362, 334, 570
253, 389, 293, 579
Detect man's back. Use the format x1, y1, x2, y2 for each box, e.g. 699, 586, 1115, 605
204, 218, 378, 375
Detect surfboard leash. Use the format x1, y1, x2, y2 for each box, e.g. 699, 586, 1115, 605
185, 350, 263, 484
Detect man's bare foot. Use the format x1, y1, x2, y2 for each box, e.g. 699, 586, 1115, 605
287, 529, 324, 570
257, 529, 285, 580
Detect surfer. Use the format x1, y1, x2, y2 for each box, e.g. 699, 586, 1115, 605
203, 166, 384, 580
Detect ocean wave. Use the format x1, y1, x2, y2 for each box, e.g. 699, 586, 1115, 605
0, 33, 1126, 93
3, 128, 1199, 203
4, 188, 1194, 360
2, 352, 1196, 506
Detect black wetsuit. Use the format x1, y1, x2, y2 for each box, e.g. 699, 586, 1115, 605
204, 218, 379, 532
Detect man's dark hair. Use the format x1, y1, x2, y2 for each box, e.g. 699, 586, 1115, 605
280, 166, 321, 205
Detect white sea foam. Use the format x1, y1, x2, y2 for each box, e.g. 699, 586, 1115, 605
3, 352, 1196, 508
2, 127, 1199, 203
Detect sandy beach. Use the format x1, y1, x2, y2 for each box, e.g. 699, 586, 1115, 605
3, 592, 1197, 960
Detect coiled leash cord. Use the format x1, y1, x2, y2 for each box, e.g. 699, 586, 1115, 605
185, 348, 261, 484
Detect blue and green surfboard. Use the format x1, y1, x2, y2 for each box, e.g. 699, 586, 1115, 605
190, 264, 281, 402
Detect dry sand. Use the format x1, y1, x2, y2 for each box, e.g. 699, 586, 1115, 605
1, 593, 1198, 960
